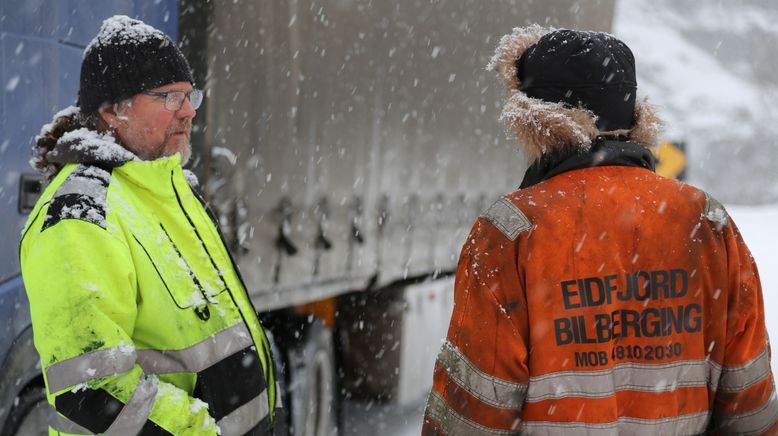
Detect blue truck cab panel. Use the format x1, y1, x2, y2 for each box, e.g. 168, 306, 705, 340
0, 1, 177, 432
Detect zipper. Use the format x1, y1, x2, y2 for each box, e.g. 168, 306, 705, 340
170, 171, 258, 336
171, 172, 230, 291
172, 171, 278, 416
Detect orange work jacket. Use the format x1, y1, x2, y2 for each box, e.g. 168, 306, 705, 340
423, 164, 777, 435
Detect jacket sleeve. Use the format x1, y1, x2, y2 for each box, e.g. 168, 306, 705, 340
709, 217, 778, 435
422, 218, 530, 435
22, 219, 218, 435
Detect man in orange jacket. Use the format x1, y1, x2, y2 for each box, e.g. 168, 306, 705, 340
423, 26, 777, 435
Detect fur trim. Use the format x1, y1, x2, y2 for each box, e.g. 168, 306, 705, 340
626, 98, 663, 148
500, 92, 599, 162
486, 24, 552, 93
488, 26, 664, 162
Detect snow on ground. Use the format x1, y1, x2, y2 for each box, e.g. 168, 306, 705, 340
343, 398, 426, 436
727, 204, 778, 376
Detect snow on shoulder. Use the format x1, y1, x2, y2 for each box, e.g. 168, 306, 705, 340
84, 15, 165, 57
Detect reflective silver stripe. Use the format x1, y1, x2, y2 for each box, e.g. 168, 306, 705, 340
709, 359, 723, 390
704, 191, 728, 226
54, 176, 108, 199
437, 341, 527, 409
44, 166, 111, 229
425, 391, 517, 436
104, 374, 158, 435
49, 405, 94, 435
481, 198, 531, 240
216, 391, 269, 436
46, 375, 158, 435
715, 386, 778, 435
527, 359, 712, 402
136, 323, 253, 374
46, 345, 137, 393
519, 412, 710, 436
717, 346, 771, 393
275, 382, 283, 408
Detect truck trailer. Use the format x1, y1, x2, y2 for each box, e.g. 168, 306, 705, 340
0, 1, 615, 434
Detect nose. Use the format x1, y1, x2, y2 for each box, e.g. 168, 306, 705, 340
176, 95, 196, 119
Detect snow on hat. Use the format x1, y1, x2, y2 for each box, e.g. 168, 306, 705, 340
78, 15, 193, 113
487, 25, 662, 162
519, 29, 637, 131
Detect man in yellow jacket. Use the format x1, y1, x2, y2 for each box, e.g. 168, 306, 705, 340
21, 15, 278, 435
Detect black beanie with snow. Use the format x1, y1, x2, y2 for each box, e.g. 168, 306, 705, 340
517, 29, 637, 131
78, 15, 193, 113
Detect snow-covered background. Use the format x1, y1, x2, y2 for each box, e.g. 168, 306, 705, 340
614, 0, 778, 205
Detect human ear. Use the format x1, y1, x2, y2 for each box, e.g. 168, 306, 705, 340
97, 104, 122, 130
98, 101, 131, 130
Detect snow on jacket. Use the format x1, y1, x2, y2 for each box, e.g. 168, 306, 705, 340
20, 128, 279, 435
422, 139, 777, 435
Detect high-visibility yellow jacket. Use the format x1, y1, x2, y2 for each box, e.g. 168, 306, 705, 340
423, 142, 777, 435
21, 130, 278, 435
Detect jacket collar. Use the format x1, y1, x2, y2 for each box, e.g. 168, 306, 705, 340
519, 138, 656, 189
119, 156, 185, 198
47, 127, 196, 197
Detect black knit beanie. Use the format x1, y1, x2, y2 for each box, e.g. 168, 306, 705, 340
517, 29, 637, 131
78, 15, 193, 113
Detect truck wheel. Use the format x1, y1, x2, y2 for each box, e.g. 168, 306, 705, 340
1, 384, 47, 436
287, 320, 337, 436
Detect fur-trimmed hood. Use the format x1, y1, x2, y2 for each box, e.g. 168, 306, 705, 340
486, 25, 663, 162
47, 128, 139, 169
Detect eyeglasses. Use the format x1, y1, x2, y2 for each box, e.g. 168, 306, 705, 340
141, 89, 203, 111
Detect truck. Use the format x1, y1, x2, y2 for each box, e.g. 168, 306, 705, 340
0, 1, 615, 434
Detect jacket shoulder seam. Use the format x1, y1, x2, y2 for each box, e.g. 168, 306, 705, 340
480, 197, 532, 240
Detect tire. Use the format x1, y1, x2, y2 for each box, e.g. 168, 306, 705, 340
286, 320, 337, 436
1, 384, 47, 436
